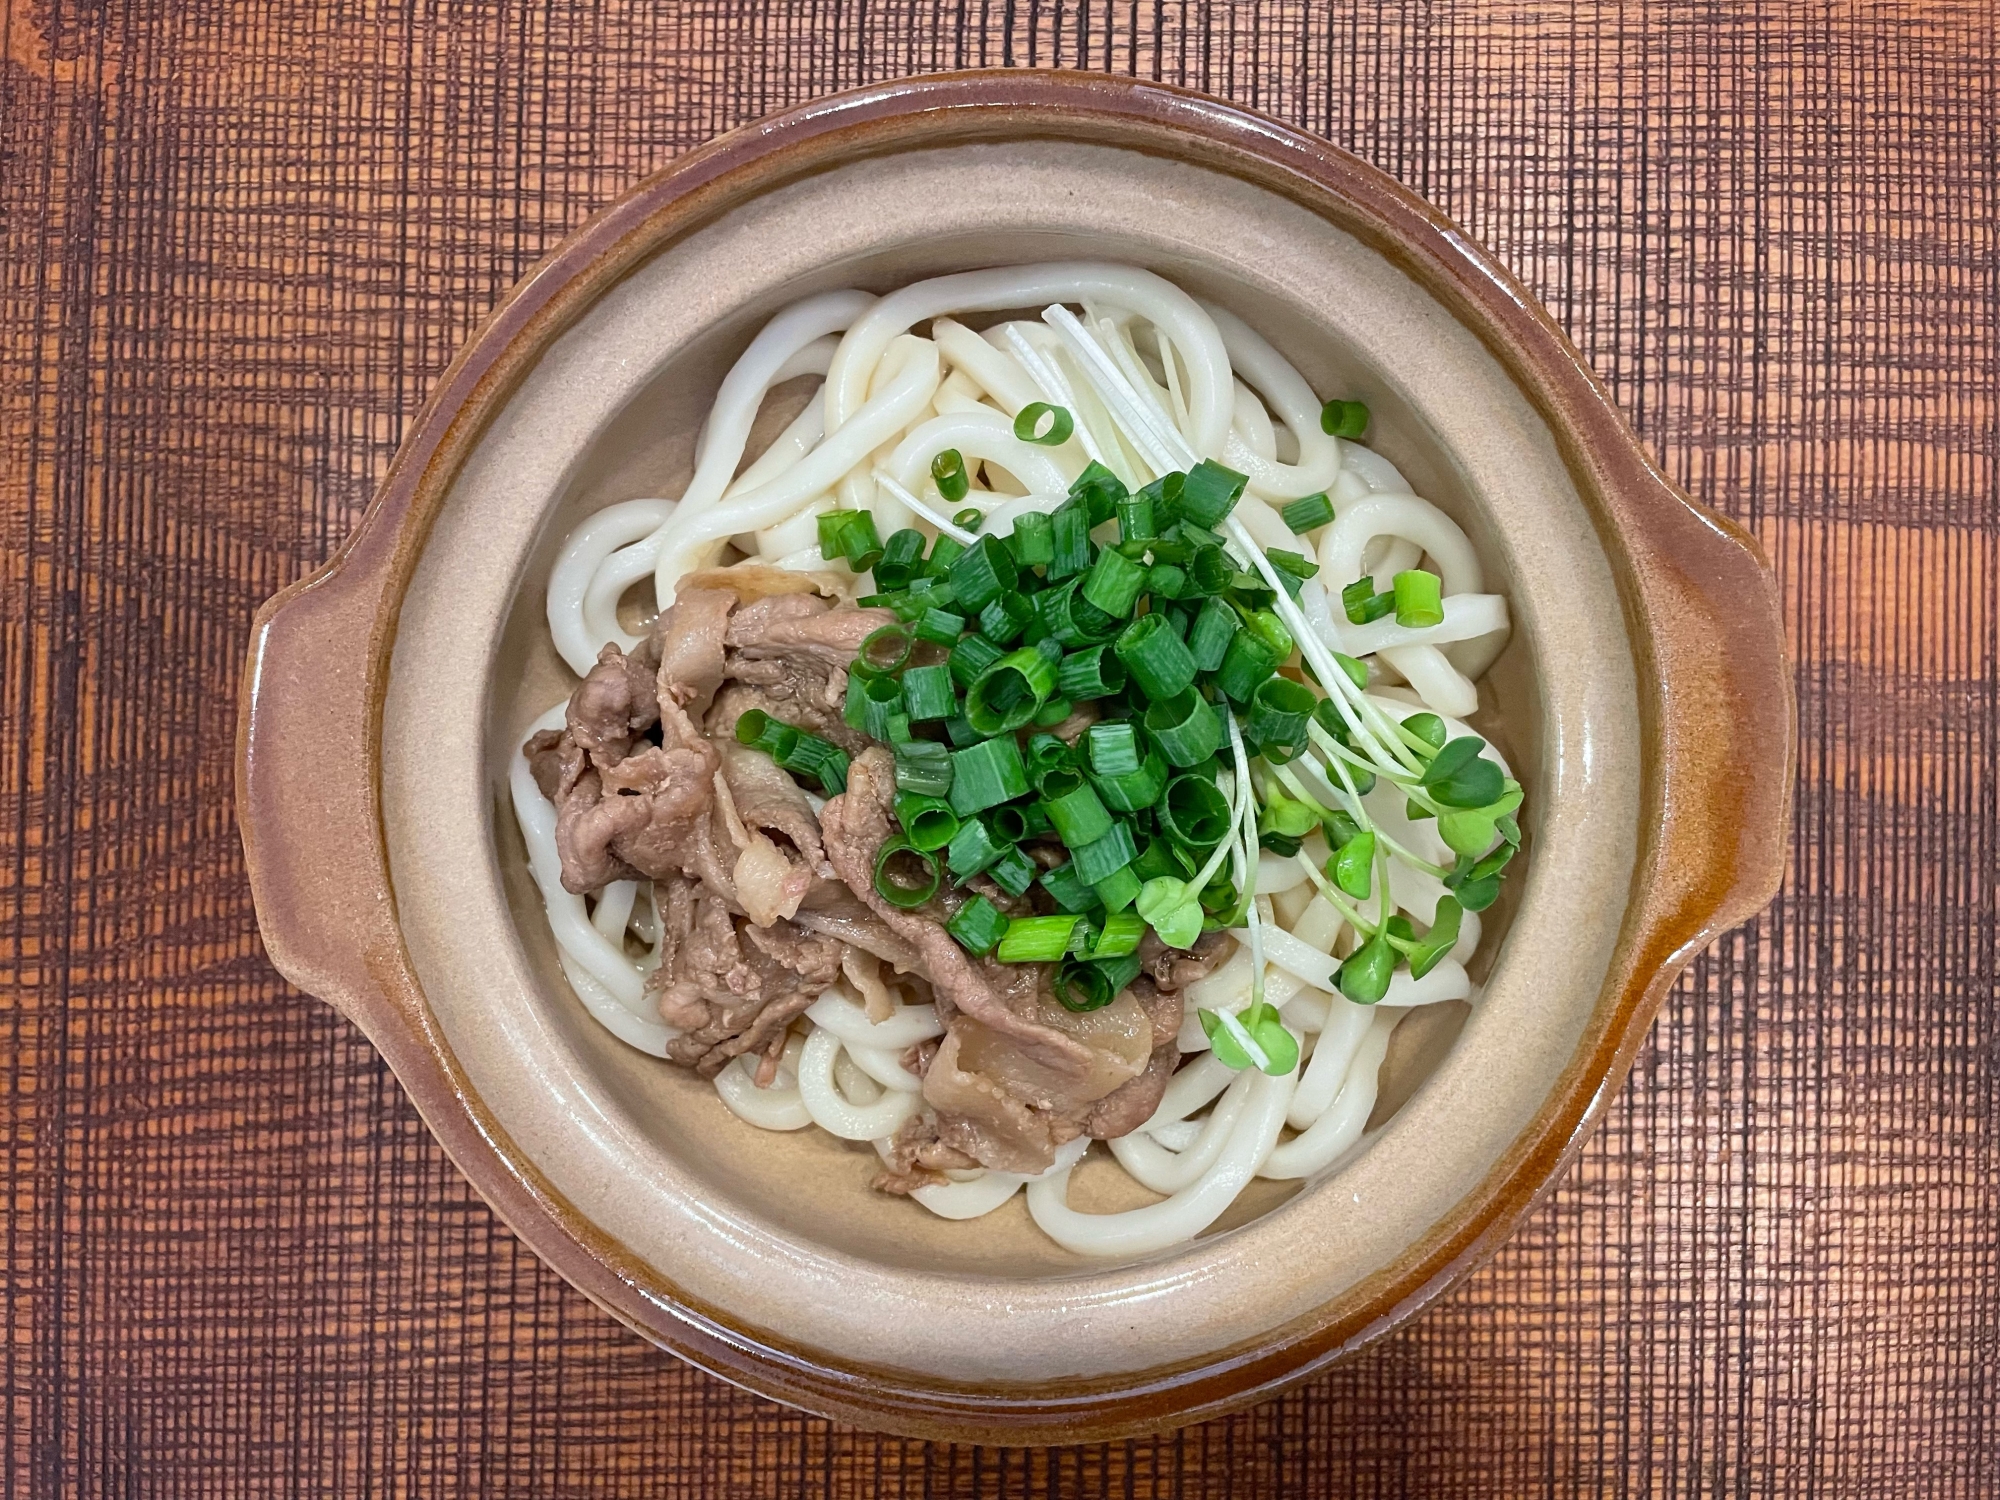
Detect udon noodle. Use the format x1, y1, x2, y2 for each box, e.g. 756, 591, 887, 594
511, 263, 1515, 1257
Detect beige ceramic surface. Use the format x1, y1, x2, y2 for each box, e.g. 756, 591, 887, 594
380, 139, 1640, 1383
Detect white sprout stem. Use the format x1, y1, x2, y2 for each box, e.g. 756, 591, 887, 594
1225, 711, 1266, 1014
1099, 316, 1184, 443
1042, 305, 1184, 475
874, 470, 978, 545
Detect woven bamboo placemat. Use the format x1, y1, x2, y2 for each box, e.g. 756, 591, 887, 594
3, 2, 1995, 1493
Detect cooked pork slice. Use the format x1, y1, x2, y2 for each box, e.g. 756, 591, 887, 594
653, 586, 734, 718
651, 879, 843, 1078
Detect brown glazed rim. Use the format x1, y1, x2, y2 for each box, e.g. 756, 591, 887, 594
237, 71, 1793, 1442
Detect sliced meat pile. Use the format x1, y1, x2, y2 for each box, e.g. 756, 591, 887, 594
524, 567, 1232, 1185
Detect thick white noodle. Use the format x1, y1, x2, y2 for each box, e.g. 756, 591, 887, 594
1260, 1014, 1395, 1179
714, 1035, 812, 1130
908, 1137, 1091, 1221
882, 411, 1075, 498
1106, 1069, 1256, 1193
797, 1026, 920, 1140
653, 335, 942, 600
805, 989, 945, 1050
930, 318, 1041, 414
1201, 301, 1344, 500
1026, 1067, 1297, 1258
547, 499, 677, 675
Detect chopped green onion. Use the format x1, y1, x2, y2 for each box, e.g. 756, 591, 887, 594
954, 507, 984, 532
1057, 644, 1127, 701
1053, 959, 1115, 1012
947, 894, 1009, 956
931, 448, 970, 503
893, 739, 952, 797
1280, 492, 1334, 532
1160, 774, 1232, 849
788, 741, 849, 796
1186, 595, 1238, 672
1069, 821, 1138, 886
816, 509, 885, 571
1038, 860, 1101, 914
1032, 696, 1073, 728
1081, 544, 1149, 617
1245, 676, 1315, 752
1025, 732, 1074, 787
857, 673, 903, 740
1341, 575, 1396, 624
1113, 613, 1198, 701
946, 735, 1030, 816
1049, 499, 1093, 580
1038, 768, 1114, 847
1091, 750, 1169, 813
978, 591, 1036, 645
1266, 549, 1318, 599
1088, 910, 1145, 957
1393, 568, 1445, 628
1215, 627, 1282, 703
1116, 493, 1157, 543
944, 815, 1005, 878
858, 625, 914, 675
1085, 721, 1143, 777
986, 804, 1030, 846
1136, 471, 1184, 526
1014, 403, 1074, 446
894, 792, 960, 852
1143, 689, 1222, 767
900, 663, 956, 722
733, 708, 796, 757
1068, 461, 1126, 524
1320, 399, 1369, 439
948, 535, 1018, 614
965, 647, 1057, 735
1178, 460, 1248, 527
873, 528, 928, 591
1147, 563, 1187, 600
916, 607, 968, 644
1093, 867, 1143, 914
1007, 511, 1055, 568
1331, 829, 1375, 899
1183, 546, 1232, 596
924, 534, 967, 578
873, 836, 940, 909
1036, 577, 1121, 647
947, 632, 1006, 689
998, 913, 1082, 963
1133, 837, 1193, 883
985, 845, 1038, 898
943, 713, 981, 748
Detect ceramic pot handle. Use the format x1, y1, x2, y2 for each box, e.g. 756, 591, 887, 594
1612, 449, 1793, 976
236, 523, 402, 1031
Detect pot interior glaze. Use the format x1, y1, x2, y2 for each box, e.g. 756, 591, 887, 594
376, 134, 1640, 1387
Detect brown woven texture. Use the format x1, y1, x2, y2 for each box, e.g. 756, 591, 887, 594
3, 0, 1996, 1493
